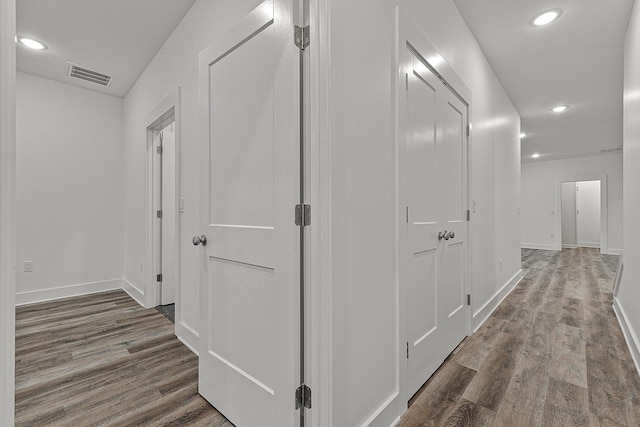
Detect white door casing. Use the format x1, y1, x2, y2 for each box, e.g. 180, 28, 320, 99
399, 45, 469, 400
197, 0, 299, 426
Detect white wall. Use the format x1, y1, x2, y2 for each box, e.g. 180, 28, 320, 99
323, 0, 521, 424
561, 182, 577, 247
576, 180, 601, 247
122, 0, 263, 349
617, 0, 640, 375
521, 154, 623, 254
16, 72, 124, 304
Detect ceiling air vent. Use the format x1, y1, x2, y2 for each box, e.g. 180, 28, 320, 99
599, 145, 623, 155
66, 62, 113, 87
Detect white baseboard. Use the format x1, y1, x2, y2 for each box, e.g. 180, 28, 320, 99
604, 248, 623, 256
176, 320, 199, 356
122, 278, 145, 307
521, 243, 558, 251
577, 242, 600, 249
360, 391, 400, 427
389, 416, 401, 427
16, 278, 122, 306
562, 244, 578, 249
473, 269, 525, 332
612, 297, 640, 379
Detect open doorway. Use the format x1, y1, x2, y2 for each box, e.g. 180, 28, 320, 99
146, 107, 179, 322
561, 180, 602, 250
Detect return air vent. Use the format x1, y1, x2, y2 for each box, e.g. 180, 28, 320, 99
599, 145, 623, 155
66, 62, 113, 87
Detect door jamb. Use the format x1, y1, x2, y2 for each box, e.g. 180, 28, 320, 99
0, 0, 16, 424
395, 9, 473, 408
555, 175, 609, 254
143, 88, 182, 312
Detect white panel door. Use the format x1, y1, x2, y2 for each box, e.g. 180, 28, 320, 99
402, 54, 468, 398
161, 127, 176, 305
576, 180, 601, 248
197, 1, 299, 426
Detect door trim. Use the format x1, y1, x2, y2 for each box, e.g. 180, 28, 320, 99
395, 8, 473, 407
555, 174, 610, 254
143, 88, 182, 310
0, 0, 16, 424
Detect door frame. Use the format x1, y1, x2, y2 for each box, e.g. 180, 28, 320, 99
555, 175, 610, 254
143, 88, 182, 310
0, 0, 16, 424
395, 9, 473, 407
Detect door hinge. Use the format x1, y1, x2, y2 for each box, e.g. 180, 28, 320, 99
157, 210, 163, 219
467, 124, 470, 138
405, 73, 409, 91
157, 274, 163, 282
406, 341, 409, 359
467, 294, 471, 306
294, 25, 310, 51
295, 384, 311, 409
156, 146, 163, 155
467, 210, 470, 221
295, 204, 311, 226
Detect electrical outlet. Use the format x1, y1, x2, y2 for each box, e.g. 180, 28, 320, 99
23, 261, 33, 272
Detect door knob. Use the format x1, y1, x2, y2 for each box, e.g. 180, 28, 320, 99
447, 231, 455, 240
438, 231, 448, 241
192, 235, 207, 246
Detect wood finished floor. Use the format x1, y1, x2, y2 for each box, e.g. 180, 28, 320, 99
400, 247, 638, 427
15, 290, 232, 427
15, 248, 637, 426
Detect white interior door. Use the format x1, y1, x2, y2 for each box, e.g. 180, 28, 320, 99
561, 182, 577, 247
160, 126, 176, 305
402, 54, 468, 399
197, 1, 299, 426
576, 180, 601, 248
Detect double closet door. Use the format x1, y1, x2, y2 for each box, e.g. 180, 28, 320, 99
401, 53, 469, 398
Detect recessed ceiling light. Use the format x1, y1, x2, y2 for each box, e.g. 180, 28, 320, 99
532, 153, 541, 158
532, 9, 561, 26
17, 36, 47, 50
551, 105, 568, 113
520, 133, 527, 138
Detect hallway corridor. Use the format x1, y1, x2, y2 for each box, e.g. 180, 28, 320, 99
400, 248, 639, 426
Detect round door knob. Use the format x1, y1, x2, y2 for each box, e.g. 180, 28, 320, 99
438, 231, 448, 241
448, 231, 455, 240
192, 235, 207, 246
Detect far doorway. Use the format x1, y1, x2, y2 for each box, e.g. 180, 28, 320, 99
147, 114, 178, 312
561, 180, 601, 250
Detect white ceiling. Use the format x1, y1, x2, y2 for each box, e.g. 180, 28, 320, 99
16, 0, 196, 98
453, 0, 635, 162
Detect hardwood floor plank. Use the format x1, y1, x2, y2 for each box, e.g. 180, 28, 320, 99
15, 290, 229, 427
403, 248, 640, 427
461, 332, 524, 411
443, 399, 495, 427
